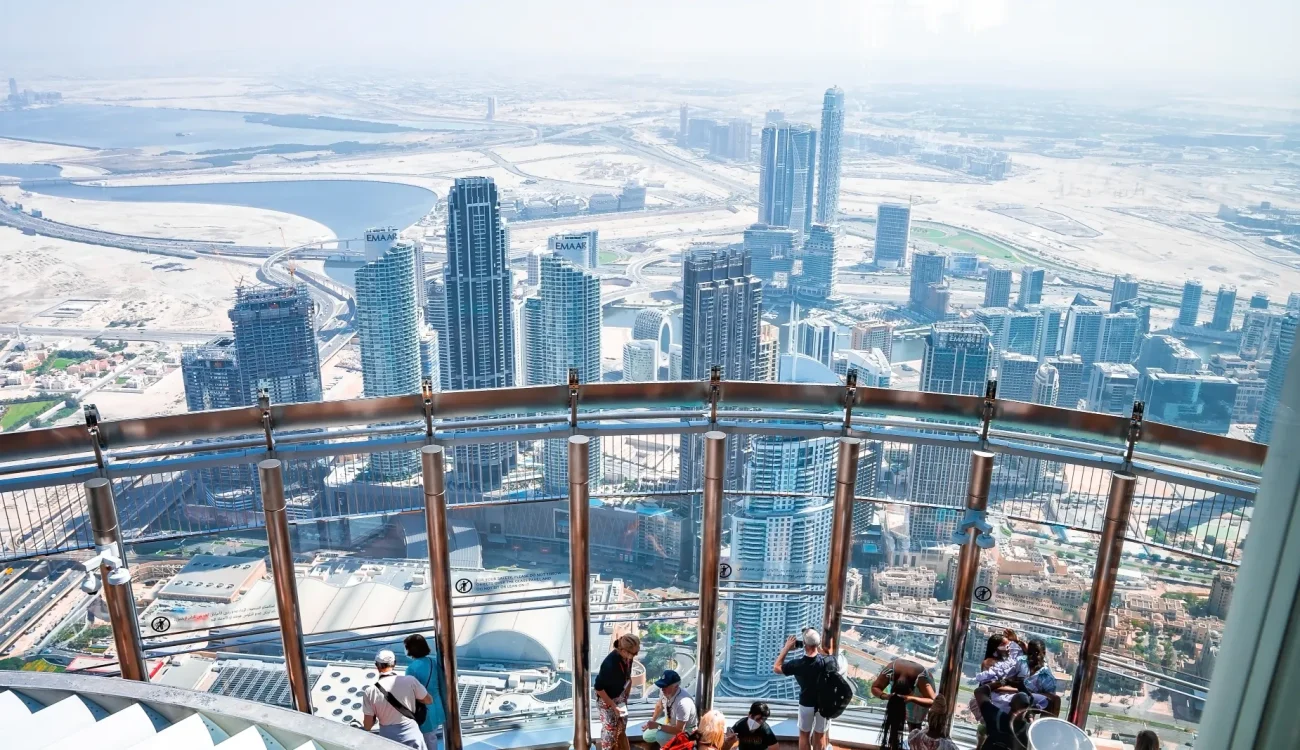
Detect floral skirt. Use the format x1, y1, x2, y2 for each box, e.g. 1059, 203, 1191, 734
598, 702, 628, 750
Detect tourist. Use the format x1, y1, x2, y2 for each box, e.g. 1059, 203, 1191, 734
403, 634, 447, 750
1021, 639, 1061, 716
595, 634, 640, 750
1134, 729, 1160, 750
870, 657, 936, 732
695, 710, 728, 750
362, 649, 434, 749
723, 702, 777, 750
774, 628, 836, 750
642, 669, 697, 746
972, 685, 1031, 750
907, 696, 959, 750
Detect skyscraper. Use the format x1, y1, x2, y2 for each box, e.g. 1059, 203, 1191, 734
1063, 305, 1104, 366
1135, 335, 1202, 375
228, 284, 322, 405
1178, 280, 1204, 327
1097, 311, 1140, 364
1017, 267, 1045, 308
1086, 363, 1140, 415
974, 308, 1042, 361
1240, 310, 1284, 360
814, 86, 845, 225
623, 340, 658, 382
758, 122, 817, 238
548, 230, 599, 269
997, 352, 1041, 403
1289, 293, 1300, 315
909, 250, 947, 318
850, 320, 894, 360
444, 176, 516, 489
765, 109, 784, 125
721, 353, 837, 700
1210, 286, 1238, 332
681, 248, 763, 489
874, 203, 912, 268
757, 322, 780, 382
181, 337, 243, 411
1045, 354, 1086, 410
1139, 370, 1239, 435
795, 224, 837, 302
836, 349, 892, 387
910, 323, 992, 544
1250, 291, 1270, 310
1033, 305, 1066, 358
1255, 314, 1298, 444
356, 229, 424, 479
1110, 275, 1140, 312
1032, 363, 1060, 407
984, 266, 1013, 308
743, 223, 797, 291
519, 296, 544, 386
425, 277, 449, 390
632, 308, 673, 359
538, 254, 602, 493
794, 317, 836, 368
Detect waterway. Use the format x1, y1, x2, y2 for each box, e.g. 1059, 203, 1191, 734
24, 178, 436, 244
0, 104, 490, 152
0, 163, 63, 179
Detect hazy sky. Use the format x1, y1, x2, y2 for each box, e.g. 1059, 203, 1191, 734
2, 0, 1296, 93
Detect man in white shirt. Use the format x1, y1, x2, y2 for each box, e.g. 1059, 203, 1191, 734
362, 649, 434, 749
641, 669, 697, 746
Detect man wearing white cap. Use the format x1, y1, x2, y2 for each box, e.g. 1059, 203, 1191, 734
363, 648, 434, 748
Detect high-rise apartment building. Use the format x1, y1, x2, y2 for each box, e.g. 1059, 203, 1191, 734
1032, 305, 1066, 358
228, 284, 322, 405
850, 320, 894, 360
1139, 369, 1239, 435
795, 224, 837, 302
548, 230, 599, 269
794, 317, 836, 369
1250, 291, 1269, 310
181, 337, 243, 411
910, 323, 992, 544
681, 248, 763, 490
1110, 275, 1140, 312
874, 203, 912, 268
836, 349, 891, 387
1086, 363, 1140, 415
1289, 293, 1300, 315
623, 340, 658, 383
1178, 280, 1204, 327
1045, 354, 1086, 410
1210, 286, 1237, 332
537, 254, 603, 493
1064, 305, 1104, 366
757, 322, 781, 382
758, 122, 817, 239
743, 223, 797, 291
984, 266, 1013, 308
425, 276, 448, 390
519, 296, 544, 386
1255, 314, 1297, 444
1097, 311, 1140, 364
1032, 363, 1060, 407
444, 176, 516, 489
356, 229, 424, 479
1239, 310, 1284, 360
1017, 267, 1045, 308
1209, 572, 1235, 618
974, 308, 1042, 361
997, 352, 1041, 403
1135, 335, 1202, 376
909, 250, 947, 319
814, 86, 845, 225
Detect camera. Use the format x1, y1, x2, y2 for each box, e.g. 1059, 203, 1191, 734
793, 638, 804, 649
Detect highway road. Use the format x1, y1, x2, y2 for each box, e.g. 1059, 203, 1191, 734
0, 567, 77, 653
0, 324, 224, 343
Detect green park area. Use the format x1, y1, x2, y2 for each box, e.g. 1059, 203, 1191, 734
0, 399, 58, 431
599, 250, 620, 265
912, 223, 1025, 263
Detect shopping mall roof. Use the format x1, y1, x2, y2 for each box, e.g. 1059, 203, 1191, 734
156, 555, 266, 603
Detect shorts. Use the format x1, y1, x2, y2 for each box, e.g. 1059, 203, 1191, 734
797, 705, 831, 734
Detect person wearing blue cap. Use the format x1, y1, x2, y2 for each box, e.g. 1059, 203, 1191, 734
641, 669, 697, 746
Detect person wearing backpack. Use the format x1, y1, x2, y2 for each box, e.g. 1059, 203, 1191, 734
404, 634, 447, 750
774, 628, 836, 750
362, 648, 435, 749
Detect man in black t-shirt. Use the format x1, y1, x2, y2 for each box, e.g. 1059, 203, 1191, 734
773, 628, 835, 750
725, 701, 778, 750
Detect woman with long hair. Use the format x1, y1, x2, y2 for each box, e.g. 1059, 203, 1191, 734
1022, 639, 1060, 716
1134, 729, 1160, 750
908, 696, 959, 750
879, 692, 910, 750
594, 634, 640, 750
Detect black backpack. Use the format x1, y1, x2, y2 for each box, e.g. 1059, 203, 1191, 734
815, 657, 854, 719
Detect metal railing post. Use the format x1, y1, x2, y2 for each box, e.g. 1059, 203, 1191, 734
696, 430, 726, 714
1068, 470, 1137, 728
568, 435, 593, 750
84, 477, 147, 682
258, 458, 312, 714
822, 437, 862, 654
937, 449, 995, 731
421, 446, 463, 750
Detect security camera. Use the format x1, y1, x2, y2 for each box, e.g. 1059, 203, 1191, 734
81, 571, 102, 595
107, 567, 131, 586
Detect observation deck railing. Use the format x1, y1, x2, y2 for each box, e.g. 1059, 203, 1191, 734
0, 377, 1265, 749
